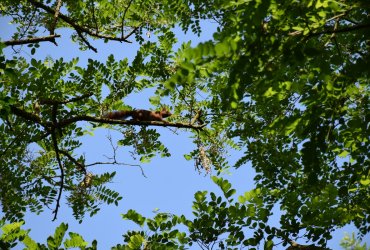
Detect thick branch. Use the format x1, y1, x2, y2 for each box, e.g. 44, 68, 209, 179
290, 23, 370, 37
310, 22, 370, 36
50, 0, 63, 35
4, 35, 60, 46
10, 105, 51, 127
58, 115, 207, 130
28, 0, 136, 43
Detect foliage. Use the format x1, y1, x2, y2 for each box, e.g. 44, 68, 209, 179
0, 0, 369, 249
0, 0, 199, 222
116, 177, 327, 249
0, 220, 97, 249
0, 179, 367, 249
340, 233, 369, 250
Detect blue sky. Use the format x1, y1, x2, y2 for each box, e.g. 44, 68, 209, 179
1, 15, 368, 249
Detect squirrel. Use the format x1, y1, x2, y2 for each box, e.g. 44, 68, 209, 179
103, 108, 172, 122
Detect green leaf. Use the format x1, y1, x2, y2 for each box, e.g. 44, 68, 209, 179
264, 240, 274, 250
139, 156, 151, 163
338, 150, 349, 158
30, 58, 38, 67
263, 87, 278, 98
122, 210, 146, 226
0, 221, 24, 235
238, 195, 246, 204
284, 118, 301, 136
184, 154, 192, 160
0, 221, 28, 244
194, 191, 207, 203
242, 189, 261, 202
128, 234, 144, 249
47, 223, 68, 249
64, 232, 88, 248
22, 235, 38, 249
360, 176, 370, 186
212, 176, 235, 199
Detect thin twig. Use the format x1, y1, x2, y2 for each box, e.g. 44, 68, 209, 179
323, 17, 344, 60
76, 29, 98, 52
0, 128, 27, 158
325, 12, 348, 23
59, 149, 87, 174
86, 133, 147, 177
87, 161, 147, 178
121, 0, 133, 38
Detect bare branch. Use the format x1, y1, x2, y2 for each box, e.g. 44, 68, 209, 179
87, 161, 147, 178
4, 35, 60, 46
86, 133, 147, 177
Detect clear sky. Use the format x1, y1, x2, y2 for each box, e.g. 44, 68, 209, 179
1, 16, 368, 250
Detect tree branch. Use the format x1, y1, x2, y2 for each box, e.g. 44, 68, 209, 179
121, 0, 133, 38
9, 105, 51, 127
75, 29, 98, 52
58, 115, 207, 130
4, 35, 60, 46
85, 133, 147, 177
0, 128, 27, 158
50, 0, 63, 35
311, 22, 370, 36
28, 0, 137, 44
289, 23, 370, 37
51, 104, 64, 221
59, 149, 87, 174
87, 161, 147, 178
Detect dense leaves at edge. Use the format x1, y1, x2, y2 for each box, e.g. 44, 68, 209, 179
0, 0, 369, 249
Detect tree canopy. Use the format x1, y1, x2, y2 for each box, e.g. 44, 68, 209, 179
0, 0, 369, 249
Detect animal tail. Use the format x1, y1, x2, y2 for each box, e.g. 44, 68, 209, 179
103, 110, 133, 119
